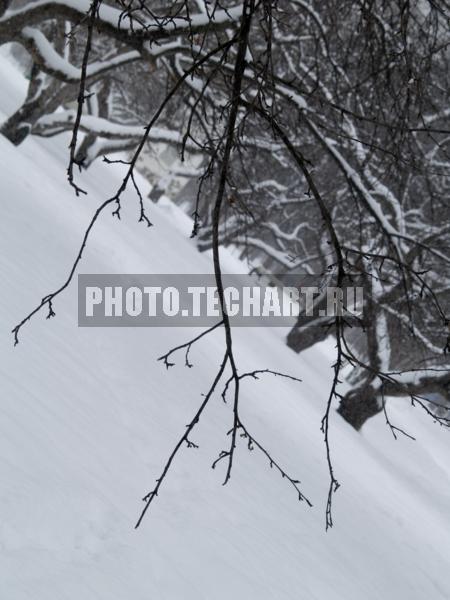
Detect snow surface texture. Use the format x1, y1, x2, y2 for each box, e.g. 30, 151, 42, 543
1, 49, 450, 600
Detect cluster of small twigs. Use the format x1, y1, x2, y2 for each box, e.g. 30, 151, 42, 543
136, 324, 311, 529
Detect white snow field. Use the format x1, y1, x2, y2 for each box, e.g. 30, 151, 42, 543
1, 49, 450, 600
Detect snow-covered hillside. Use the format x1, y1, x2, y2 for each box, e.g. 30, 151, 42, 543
1, 49, 450, 599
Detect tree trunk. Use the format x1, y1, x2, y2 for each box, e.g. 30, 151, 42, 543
1, 100, 41, 145
74, 132, 97, 168
286, 291, 333, 353
0, 0, 11, 17
1, 61, 76, 146
286, 321, 331, 353
338, 373, 450, 431
337, 385, 383, 431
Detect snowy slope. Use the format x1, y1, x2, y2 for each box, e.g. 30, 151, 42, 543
1, 49, 450, 600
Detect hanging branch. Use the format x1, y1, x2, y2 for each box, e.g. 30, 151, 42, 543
67, 0, 102, 195
135, 351, 229, 529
